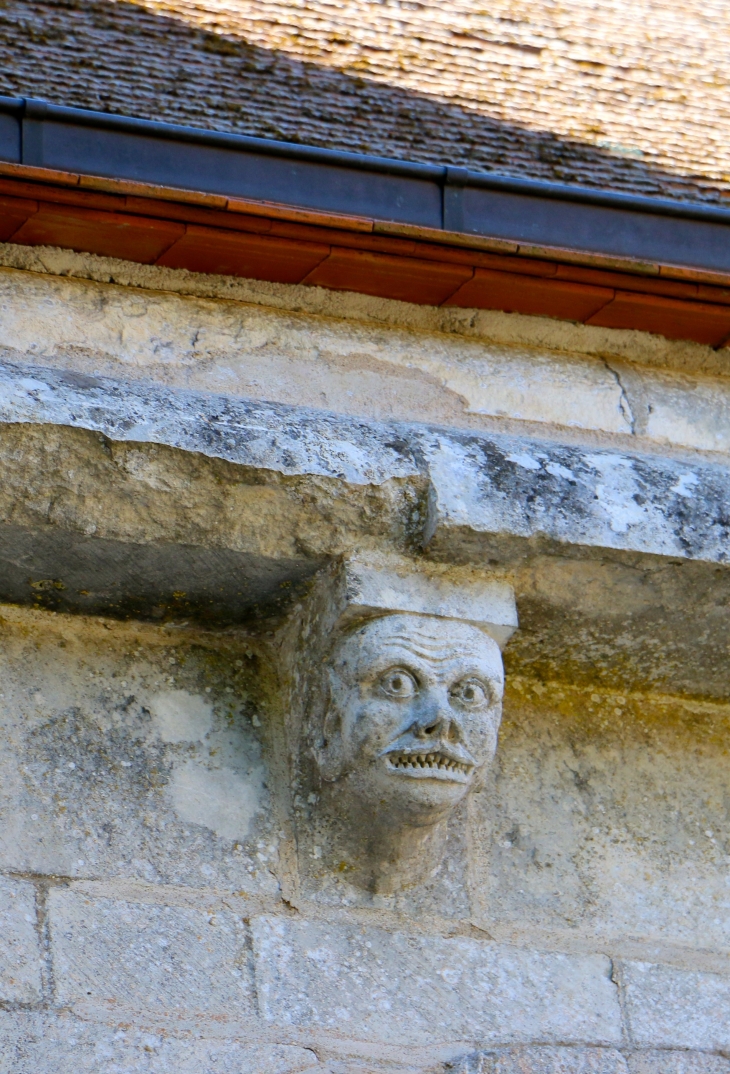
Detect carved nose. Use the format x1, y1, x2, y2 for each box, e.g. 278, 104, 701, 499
414, 697, 458, 740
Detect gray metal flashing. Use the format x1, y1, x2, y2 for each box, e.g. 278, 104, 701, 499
16, 97, 439, 179
2, 96, 730, 271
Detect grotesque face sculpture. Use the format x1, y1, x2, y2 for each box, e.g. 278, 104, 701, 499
316, 613, 504, 830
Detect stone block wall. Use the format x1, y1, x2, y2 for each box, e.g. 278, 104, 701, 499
0, 250, 727, 1071
0, 604, 725, 1073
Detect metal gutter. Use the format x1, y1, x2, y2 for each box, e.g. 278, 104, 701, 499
2, 96, 730, 272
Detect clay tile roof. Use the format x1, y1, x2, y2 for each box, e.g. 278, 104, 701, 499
1, 0, 728, 205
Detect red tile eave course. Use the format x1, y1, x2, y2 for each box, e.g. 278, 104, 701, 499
2, 161, 730, 348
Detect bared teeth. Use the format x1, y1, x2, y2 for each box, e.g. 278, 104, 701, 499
388, 752, 470, 774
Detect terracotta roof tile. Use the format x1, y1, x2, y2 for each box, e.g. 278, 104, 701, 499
586, 291, 730, 346
10, 203, 185, 262
445, 269, 614, 322
303, 247, 473, 305
157, 223, 330, 282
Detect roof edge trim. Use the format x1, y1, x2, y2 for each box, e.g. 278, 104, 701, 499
4, 96, 729, 225
3, 97, 730, 273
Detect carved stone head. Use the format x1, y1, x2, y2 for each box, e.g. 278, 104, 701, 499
315, 612, 504, 831
294, 556, 515, 894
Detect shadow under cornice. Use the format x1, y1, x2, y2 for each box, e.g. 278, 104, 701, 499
0, 0, 726, 206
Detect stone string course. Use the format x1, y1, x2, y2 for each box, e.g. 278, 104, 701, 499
0, 358, 727, 566
1, 0, 729, 203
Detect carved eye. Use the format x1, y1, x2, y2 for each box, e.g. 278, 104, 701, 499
380, 668, 417, 699
450, 678, 490, 707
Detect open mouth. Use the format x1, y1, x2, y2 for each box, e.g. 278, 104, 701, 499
385, 750, 473, 781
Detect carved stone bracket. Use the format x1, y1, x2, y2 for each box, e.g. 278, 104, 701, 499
280, 554, 517, 895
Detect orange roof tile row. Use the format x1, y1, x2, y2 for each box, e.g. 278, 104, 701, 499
2, 164, 730, 348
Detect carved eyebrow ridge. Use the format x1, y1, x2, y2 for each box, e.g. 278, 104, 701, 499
372, 633, 496, 665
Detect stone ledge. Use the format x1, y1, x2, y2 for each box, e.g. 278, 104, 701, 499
0, 359, 724, 566
0, 360, 725, 696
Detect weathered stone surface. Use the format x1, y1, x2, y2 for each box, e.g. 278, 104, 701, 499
610, 360, 730, 457
470, 680, 730, 954
620, 961, 730, 1051
502, 553, 730, 699
0, 355, 725, 584
50, 890, 254, 1015
0, 267, 632, 441
0, 609, 279, 889
0, 240, 726, 1072
338, 552, 517, 645
423, 429, 730, 564
0, 877, 42, 1003
626, 1052, 730, 1074
5, 248, 725, 381
447, 1047, 628, 1074
6, 263, 730, 463
0, 357, 725, 571
2, 251, 730, 700
0, 346, 726, 697
0, 358, 421, 487
0, 1011, 318, 1073
0, 429, 723, 703
2, 601, 730, 957
252, 916, 621, 1046
0, 413, 725, 700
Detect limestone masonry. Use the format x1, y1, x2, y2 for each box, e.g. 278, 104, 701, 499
0, 238, 727, 1072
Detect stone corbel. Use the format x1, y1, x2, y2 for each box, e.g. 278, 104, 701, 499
282, 554, 518, 895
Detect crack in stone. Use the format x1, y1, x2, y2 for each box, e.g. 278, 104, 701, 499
604, 359, 636, 436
